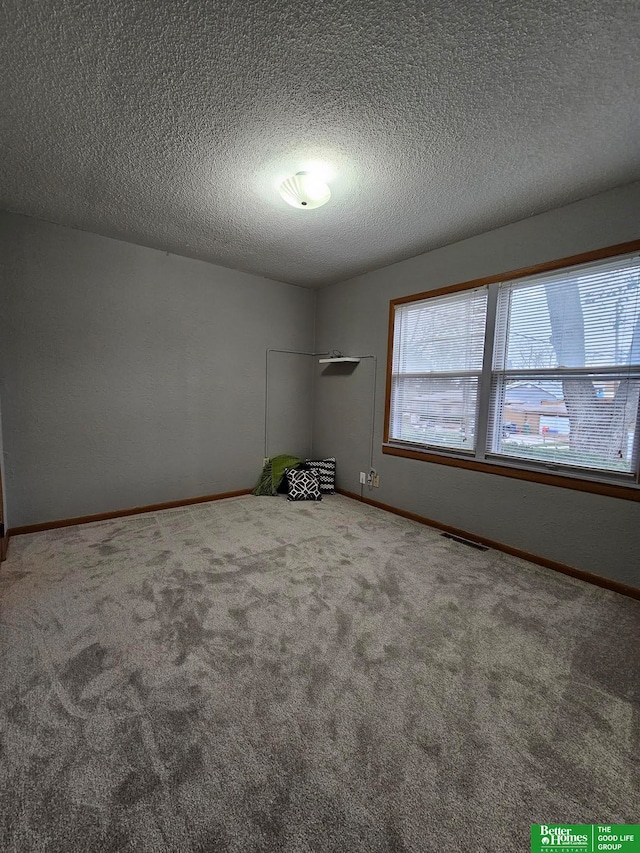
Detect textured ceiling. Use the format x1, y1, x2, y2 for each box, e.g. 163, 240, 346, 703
1, 0, 639, 287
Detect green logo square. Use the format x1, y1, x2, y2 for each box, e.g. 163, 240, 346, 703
531, 825, 640, 853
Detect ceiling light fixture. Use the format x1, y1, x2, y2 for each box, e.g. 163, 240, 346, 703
278, 171, 331, 209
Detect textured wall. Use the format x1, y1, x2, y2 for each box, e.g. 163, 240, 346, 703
312, 182, 640, 585
0, 212, 315, 527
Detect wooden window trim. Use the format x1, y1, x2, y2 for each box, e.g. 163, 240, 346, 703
383, 238, 640, 502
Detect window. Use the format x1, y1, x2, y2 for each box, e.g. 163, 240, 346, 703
385, 243, 640, 495
390, 287, 488, 451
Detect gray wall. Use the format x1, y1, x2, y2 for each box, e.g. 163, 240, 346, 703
0, 393, 6, 530
266, 351, 315, 461
0, 212, 315, 527
313, 181, 640, 586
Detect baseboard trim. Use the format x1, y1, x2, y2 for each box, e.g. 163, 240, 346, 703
0, 533, 8, 561
8, 488, 253, 537
337, 488, 640, 601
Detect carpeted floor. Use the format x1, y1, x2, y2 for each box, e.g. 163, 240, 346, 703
0, 494, 638, 852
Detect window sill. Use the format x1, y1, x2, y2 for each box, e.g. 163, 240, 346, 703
382, 442, 640, 501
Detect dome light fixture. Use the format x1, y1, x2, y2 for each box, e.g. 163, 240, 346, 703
278, 171, 331, 209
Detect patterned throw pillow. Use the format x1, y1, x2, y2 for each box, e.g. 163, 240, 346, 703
304, 457, 336, 494
286, 468, 322, 502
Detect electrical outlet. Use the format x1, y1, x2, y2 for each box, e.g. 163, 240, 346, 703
263, 457, 269, 466
373, 474, 380, 487
367, 467, 377, 487
359, 472, 367, 485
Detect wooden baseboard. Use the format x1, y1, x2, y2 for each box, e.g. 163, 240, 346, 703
0, 533, 8, 562
337, 488, 640, 601
8, 488, 253, 537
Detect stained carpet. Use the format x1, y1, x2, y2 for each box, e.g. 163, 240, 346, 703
0, 494, 638, 852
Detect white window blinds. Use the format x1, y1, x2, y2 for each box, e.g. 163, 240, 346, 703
488, 254, 640, 474
390, 288, 488, 451
387, 250, 640, 485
